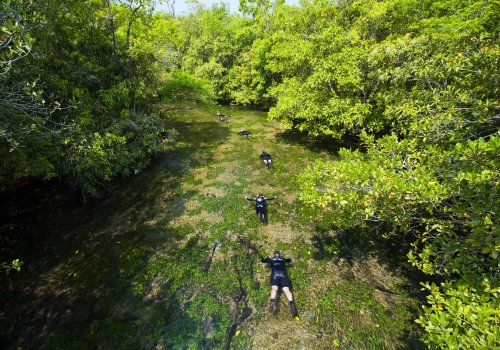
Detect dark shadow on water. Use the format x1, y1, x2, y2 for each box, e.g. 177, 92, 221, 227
310, 223, 427, 349
0, 114, 231, 349
311, 228, 357, 263
274, 128, 360, 155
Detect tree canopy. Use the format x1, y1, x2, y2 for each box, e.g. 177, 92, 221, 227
0, 0, 179, 197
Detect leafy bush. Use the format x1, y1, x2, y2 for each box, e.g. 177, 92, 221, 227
63, 112, 177, 198
280, 0, 500, 347
1, 259, 23, 273
160, 70, 214, 104
298, 133, 499, 347
416, 282, 499, 349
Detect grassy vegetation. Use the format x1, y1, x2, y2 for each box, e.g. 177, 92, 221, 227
1, 106, 424, 349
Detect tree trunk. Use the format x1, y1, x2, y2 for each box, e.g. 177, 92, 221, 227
105, 0, 118, 62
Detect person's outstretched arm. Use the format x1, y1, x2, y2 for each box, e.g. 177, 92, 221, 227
266, 196, 277, 201
245, 196, 255, 201
261, 256, 271, 263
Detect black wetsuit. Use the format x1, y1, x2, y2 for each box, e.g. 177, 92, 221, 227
261, 256, 292, 288
260, 152, 272, 160
246, 196, 275, 214
238, 129, 251, 137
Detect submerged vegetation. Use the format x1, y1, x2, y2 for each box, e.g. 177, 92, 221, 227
1, 108, 422, 349
1, 0, 499, 349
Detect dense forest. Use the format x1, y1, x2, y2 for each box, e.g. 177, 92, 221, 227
1, 0, 498, 349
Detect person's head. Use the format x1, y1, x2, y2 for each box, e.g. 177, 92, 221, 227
274, 251, 282, 258
258, 193, 263, 198
262, 150, 267, 154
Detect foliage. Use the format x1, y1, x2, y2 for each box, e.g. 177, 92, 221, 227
299, 131, 499, 348
176, 3, 239, 101
416, 281, 499, 350
0, 0, 34, 74
160, 69, 214, 104
265, 0, 500, 141
299, 133, 499, 330
63, 114, 177, 197
239, 0, 285, 31
0, 0, 59, 189
292, 0, 499, 346
1, 259, 23, 273
0, 0, 180, 195
226, 37, 271, 106
267, 3, 373, 137
171, 1, 307, 107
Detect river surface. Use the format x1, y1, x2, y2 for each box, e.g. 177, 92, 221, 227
0, 106, 424, 349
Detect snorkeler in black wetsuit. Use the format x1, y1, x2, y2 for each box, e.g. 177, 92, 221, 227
261, 251, 298, 318
245, 194, 276, 223
238, 128, 252, 137
259, 150, 272, 167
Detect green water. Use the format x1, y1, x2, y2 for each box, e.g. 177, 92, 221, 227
0, 107, 424, 349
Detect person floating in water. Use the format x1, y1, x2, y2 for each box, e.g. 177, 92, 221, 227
216, 112, 229, 122
245, 194, 276, 223
261, 251, 298, 318
238, 128, 252, 137
259, 150, 272, 166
